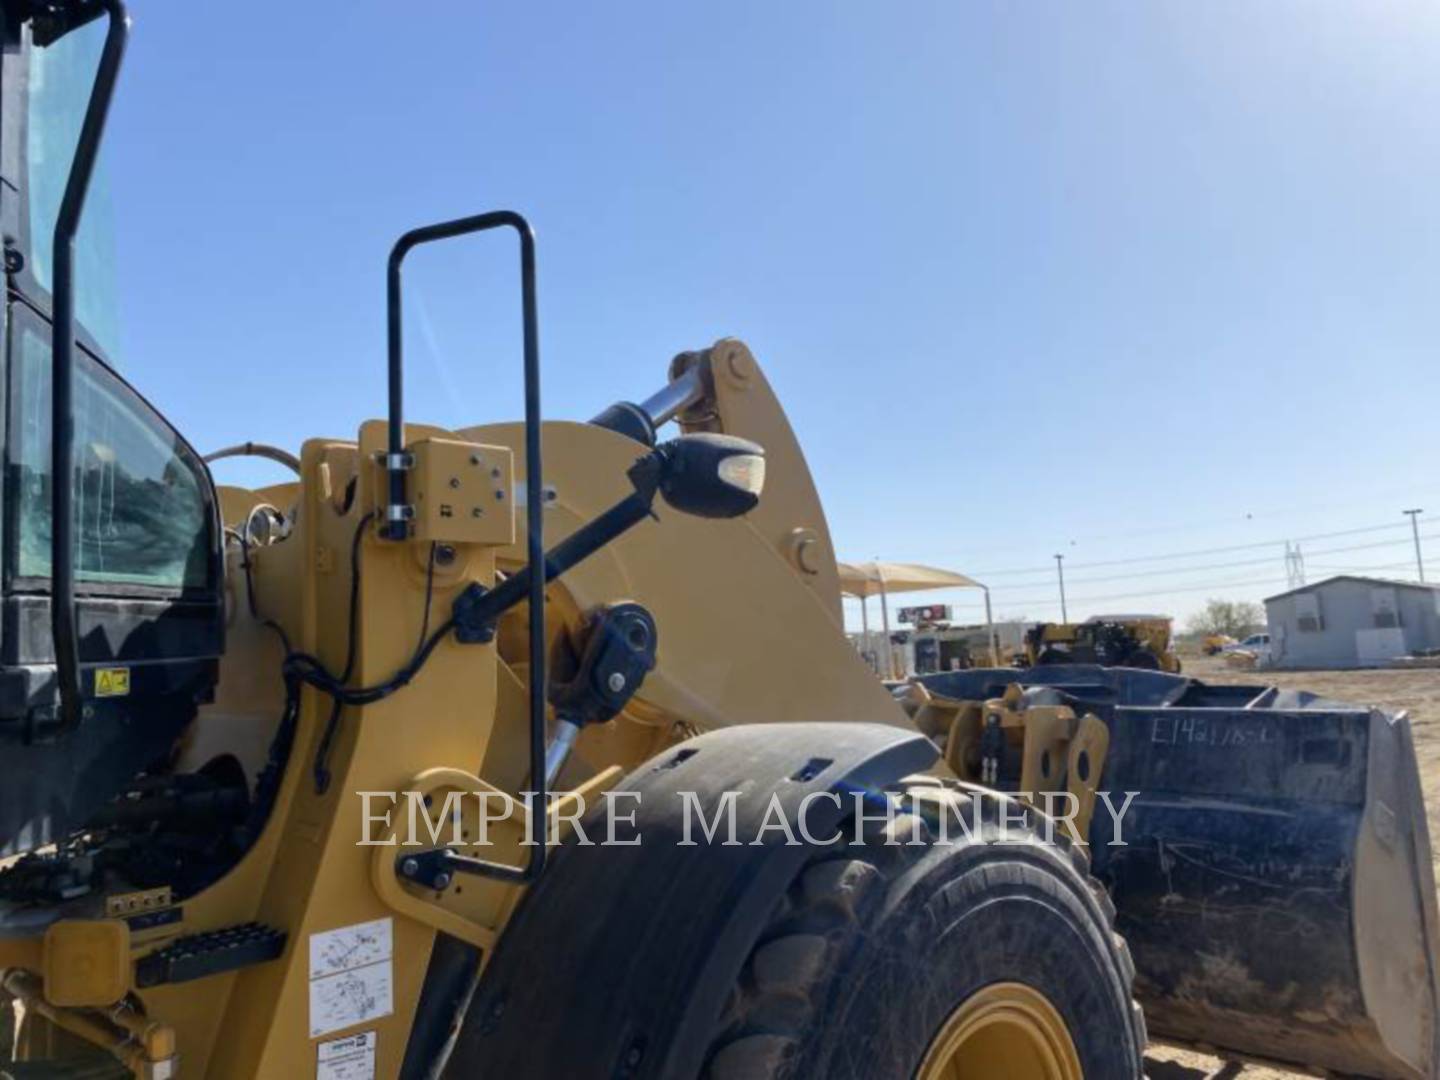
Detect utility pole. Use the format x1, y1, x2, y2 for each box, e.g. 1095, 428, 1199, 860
1403, 509, 1425, 582
1054, 554, 1068, 622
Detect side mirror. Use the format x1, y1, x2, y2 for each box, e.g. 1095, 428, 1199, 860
656, 434, 765, 519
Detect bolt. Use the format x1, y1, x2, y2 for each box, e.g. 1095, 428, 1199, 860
726, 347, 753, 381
490, 466, 501, 479
433, 872, 452, 891
626, 1046, 643, 1066
401, 857, 419, 877
435, 544, 457, 567
470, 453, 484, 465
495, 490, 505, 500
607, 672, 627, 693
449, 477, 461, 489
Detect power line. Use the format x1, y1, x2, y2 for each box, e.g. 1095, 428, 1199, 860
930, 482, 1440, 563
971, 531, 1440, 596
1062, 574, 1291, 606
1301, 558, 1430, 576
970, 518, 1419, 577
1057, 555, 1440, 611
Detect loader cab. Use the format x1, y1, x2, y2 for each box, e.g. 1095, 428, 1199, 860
0, 5, 223, 857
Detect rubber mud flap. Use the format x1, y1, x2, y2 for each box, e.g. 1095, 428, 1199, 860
919, 665, 1440, 1080
449, 722, 937, 1079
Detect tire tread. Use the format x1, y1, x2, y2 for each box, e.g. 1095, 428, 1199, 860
703, 778, 1145, 1079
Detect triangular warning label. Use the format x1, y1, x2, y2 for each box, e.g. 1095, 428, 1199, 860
95, 668, 130, 697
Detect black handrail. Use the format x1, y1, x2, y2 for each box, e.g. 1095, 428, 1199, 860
384, 211, 547, 882
50, 0, 129, 731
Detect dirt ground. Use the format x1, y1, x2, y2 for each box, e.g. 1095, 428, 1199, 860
1142, 653, 1440, 1079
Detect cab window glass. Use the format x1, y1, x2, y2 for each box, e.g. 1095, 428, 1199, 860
24, 18, 122, 359
11, 318, 210, 590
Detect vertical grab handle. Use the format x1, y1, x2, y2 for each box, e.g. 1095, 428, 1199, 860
384, 211, 546, 882
50, 0, 130, 733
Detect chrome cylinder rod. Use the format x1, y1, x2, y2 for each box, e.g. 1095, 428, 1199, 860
637, 366, 706, 428
544, 719, 582, 787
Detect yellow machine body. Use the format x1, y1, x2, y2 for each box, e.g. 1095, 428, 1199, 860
0, 342, 905, 1076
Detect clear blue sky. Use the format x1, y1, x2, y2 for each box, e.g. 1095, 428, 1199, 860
95, 1, 1438, 628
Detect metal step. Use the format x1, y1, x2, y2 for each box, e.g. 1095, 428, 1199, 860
134, 922, 286, 988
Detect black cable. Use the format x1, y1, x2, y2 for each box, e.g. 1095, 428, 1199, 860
237, 510, 451, 822
313, 513, 376, 792
310, 523, 446, 790
337, 513, 374, 684
235, 526, 293, 655
294, 616, 455, 708
234, 520, 304, 843
416, 542, 437, 654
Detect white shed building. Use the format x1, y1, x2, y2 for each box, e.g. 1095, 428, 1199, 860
1264, 575, 1440, 668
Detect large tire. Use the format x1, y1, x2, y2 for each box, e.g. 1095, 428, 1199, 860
454, 766, 1144, 1079
703, 780, 1145, 1079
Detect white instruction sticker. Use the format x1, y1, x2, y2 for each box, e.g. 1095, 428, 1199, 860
310, 917, 392, 979
310, 961, 393, 1038
317, 1030, 376, 1080
309, 918, 394, 1038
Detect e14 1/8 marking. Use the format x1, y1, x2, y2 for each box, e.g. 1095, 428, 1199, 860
1151, 715, 1275, 748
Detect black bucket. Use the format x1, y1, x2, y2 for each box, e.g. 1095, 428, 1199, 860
915, 665, 1440, 1079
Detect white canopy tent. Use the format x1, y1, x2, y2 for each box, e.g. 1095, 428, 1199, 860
836, 561, 996, 678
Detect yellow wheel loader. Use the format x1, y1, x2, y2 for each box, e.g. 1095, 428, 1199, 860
1020, 616, 1183, 674
0, 5, 1434, 1080
1202, 633, 1236, 656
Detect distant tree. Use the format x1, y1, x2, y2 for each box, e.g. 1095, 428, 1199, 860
1187, 599, 1264, 640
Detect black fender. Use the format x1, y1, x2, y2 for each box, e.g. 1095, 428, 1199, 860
449, 721, 937, 1079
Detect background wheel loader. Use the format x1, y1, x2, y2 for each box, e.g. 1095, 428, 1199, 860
0, 5, 1433, 1080
1020, 616, 1183, 674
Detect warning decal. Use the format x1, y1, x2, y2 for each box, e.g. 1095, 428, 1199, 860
309, 918, 393, 1038
310, 917, 391, 979
95, 667, 130, 697
317, 1030, 376, 1080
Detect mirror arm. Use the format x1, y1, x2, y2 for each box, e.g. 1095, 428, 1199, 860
452, 453, 663, 642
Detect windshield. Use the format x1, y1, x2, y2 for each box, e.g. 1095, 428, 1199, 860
8, 310, 211, 591
24, 17, 122, 359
